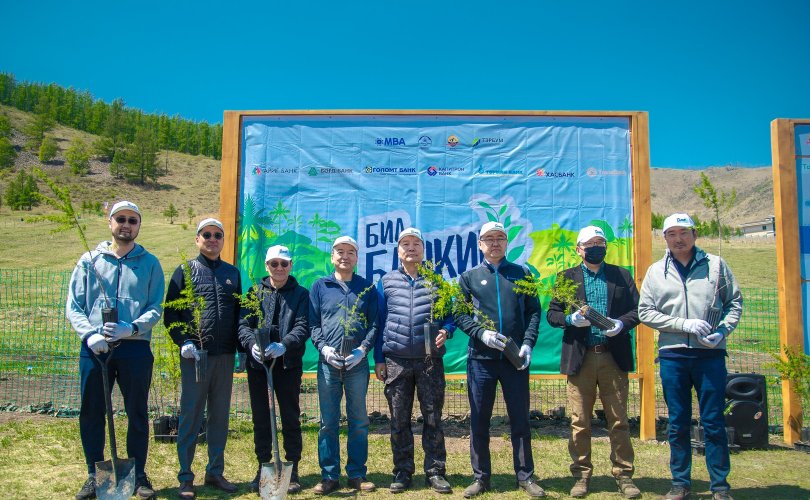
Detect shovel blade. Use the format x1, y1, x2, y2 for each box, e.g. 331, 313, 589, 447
94, 458, 137, 500
259, 461, 293, 500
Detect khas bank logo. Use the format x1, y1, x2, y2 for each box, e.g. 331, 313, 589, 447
375, 137, 407, 147
536, 169, 573, 178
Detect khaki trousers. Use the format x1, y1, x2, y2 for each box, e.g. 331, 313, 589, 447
567, 350, 634, 479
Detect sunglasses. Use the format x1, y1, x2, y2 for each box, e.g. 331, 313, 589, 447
269, 260, 289, 268
201, 232, 224, 240
114, 216, 140, 225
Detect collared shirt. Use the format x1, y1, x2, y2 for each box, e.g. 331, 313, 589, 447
581, 262, 608, 346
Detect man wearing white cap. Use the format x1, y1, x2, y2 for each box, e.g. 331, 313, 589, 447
639, 213, 742, 500
456, 221, 543, 498
309, 235, 379, 495
546, 225, 641, 499
238, 244, 310, 494
68, 201, 164, 500
164, 218, 241, 498
374, 227, 455, 494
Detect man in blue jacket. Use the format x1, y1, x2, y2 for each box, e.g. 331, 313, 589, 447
456, 221, 543, 498
374, 227, 454, 494
309, 235, 378, 495
164, 218, 241, 499
67, 201, 164, 500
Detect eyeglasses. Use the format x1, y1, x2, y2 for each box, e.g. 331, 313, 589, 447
114, 216, 140, 225
269, 260, 289, 268
201, 232, 223, 240
480, 237, 507, 244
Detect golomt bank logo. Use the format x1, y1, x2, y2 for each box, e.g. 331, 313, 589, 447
447, 135, 459, 147
419, 136, 432, 149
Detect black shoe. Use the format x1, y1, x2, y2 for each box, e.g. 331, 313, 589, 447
517, 476, 546, 498
288, 472, 302, 494
425, 475, 452, 494
389, 472, 411, 493
463, 479, 489, 498
204, 474, 237, 493
135, 475, 156, 499
664, 485, 691, 500
75, 476, 96, 500
313, 479, 340, 495
249, 469, 261, 492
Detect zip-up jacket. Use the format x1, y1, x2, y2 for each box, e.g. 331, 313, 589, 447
638, 246, 743, 351
456, 259, 541, 360
67, 241, 164, 357
164, 253, 241, 355
238, 275, 309, 369
373, 267, 454, 363
309, 273, 378, 354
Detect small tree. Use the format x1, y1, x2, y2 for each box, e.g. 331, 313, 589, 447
6, 170, 39, 210
768, 346, 810, 437
693, 172, 736, 240
38, 136, 58, 163
24, 101, 54, 151
0, 136, 16, 170
0, 113, 11, 139
65, 137, 90, 176
163, 202, 178, 224
186, 207, 195, 225
109, 148, 126, 179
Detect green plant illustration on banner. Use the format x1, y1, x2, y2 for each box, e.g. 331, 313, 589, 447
308, 213, 341, 252
476, 200, 525, 261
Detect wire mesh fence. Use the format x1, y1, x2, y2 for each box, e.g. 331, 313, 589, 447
0, 269, 800, 428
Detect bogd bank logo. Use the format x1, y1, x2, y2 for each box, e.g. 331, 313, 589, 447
447, 135, 459, 147
419, 136, 432, 149
376, 137, 407, 147
308, 167, 319, 176
426, 166, 438, 176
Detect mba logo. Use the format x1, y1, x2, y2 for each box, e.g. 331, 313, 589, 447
376, 137, 407, 147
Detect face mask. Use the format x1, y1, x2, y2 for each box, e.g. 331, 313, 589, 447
583, 246, 606, 265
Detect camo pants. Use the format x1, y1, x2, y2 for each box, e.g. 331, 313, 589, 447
383, 355, 447, 477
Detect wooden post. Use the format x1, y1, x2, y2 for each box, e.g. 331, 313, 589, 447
219, 111, 241, 266
771, 118, 807, 444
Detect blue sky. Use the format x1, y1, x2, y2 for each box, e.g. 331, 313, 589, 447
1, 1, 807, 168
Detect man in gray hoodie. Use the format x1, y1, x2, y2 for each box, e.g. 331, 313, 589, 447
638, 213, 742, 500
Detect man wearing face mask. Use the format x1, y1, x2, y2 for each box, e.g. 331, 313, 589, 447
546, 225, 641, 499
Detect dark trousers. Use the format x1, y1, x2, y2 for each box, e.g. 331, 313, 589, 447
79, 353, 153, 476
383, 356, 447, 477
467, 357, 534, 483
246, 361, 303, 465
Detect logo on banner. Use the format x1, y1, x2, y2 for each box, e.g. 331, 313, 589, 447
476, 165, 522, 176
376, 137, 407, 147
536, 169, 573, 178
427, 166, 438, 176
365, 166, 416, 175
425, 165, 465, 177
586, 168, 598, 177
308, 167, 319, 176
472, 137, 504, 147
419, 136, 432, 149
447, 135, 459, 148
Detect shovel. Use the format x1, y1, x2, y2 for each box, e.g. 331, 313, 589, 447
254, 332, 293, 500
92, 349, 137, 500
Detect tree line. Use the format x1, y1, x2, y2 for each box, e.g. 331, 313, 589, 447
0, 73, 222, 159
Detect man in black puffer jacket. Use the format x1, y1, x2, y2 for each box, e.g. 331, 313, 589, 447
164, 218, 242, 498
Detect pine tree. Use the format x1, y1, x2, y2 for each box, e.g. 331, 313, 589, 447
109, 148, 126, 179
0, 113, 11, 138
163, 203, 178, 223
6, 170, 39, 210
124, 128, 159, 184
24, 99, 54, 151
38, 136, 58, 163
0, 136, 16, 170
65, 137, 90, 175
186, 207, 195, 225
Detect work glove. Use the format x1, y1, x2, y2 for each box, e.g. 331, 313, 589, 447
344, 346, 367, 370
321, 345, 345, 369
697, 332, 724, 348
103, 321, 134, 341
568, 309, 591, 327
265, 342, 286, 359
87, 333, 109, 354
682, 318, 712, 337
604, 318, 623, 337
518, 344, 532, 371
181, 341, 200, 360
251, 343, 265, 363
481, 330, 507, 351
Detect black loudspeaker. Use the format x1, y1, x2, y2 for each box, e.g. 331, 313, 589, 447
725, 373, 769, 449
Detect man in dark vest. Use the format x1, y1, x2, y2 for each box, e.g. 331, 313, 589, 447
164, 218, 241, 499
546, 225, 641, 499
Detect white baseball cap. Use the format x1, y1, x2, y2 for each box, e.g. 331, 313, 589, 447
332, 235, 358, 251
577, 225, 606, 245
109, 201, 141, 218
398, 227, 423, 243
663, 213, 696, 233
479, 221, 507, 239
265, 245, 292, 262
196, 218, 224, 234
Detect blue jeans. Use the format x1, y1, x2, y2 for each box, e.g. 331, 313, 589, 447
317, 360, 370, 480
660, 355, 730, 492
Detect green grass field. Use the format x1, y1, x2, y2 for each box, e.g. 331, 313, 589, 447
0, 417, 807, 500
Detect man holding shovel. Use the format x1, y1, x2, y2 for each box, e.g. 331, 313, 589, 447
67, 201, 164, 500
238, 245, 310, 494
309, 235, 379, 494
164, 218, 241, 499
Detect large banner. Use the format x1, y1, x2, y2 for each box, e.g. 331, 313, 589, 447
795, 123, 810, 353
236, 114, 636, 374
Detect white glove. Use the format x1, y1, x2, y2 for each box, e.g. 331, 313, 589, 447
87, 333, 109, 354
518, 345, 531, 371
569, 310, 591, 327
103, 321, 134, 340
698, 332, 724, 348
265, 342, 286, 359
682, 318, 712, 337
604, 318, 623, 337
251, 343, 265, 363
344, 346, 367, 370
481, 330, 507, 351
181, 341, 200, 360
321, 345, 344, 369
